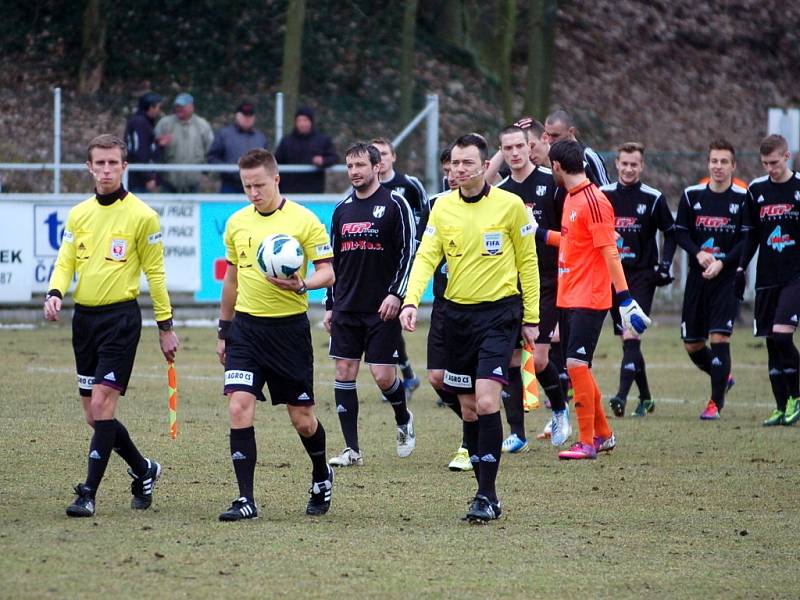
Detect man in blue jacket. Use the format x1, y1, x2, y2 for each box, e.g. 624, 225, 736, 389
124, 92, 162, 193
207, 101, 269, 193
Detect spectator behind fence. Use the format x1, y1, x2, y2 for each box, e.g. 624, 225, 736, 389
207, 100, 269, 193
154, 92, 214, 193
124, 92, 162, 193
274, 106, 338, 194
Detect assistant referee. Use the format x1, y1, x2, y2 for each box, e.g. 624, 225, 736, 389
44, 134, 180, 518
400, 133, 540, 524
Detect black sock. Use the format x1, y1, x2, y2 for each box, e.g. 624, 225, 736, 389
549, 342, 564, 372
382, 378, 410, 426
773, 332, 800, 399
502, 367, 525, 439
709, 343, 731, 409
436, 387, 462, 418
689, 346, 712, 375
536, 361, 566, 411
334, 380, 359, 452
635, 353, 652, 399
397, 337, 415, 380
299, 420, 329, 482
559, 370, 572, 400
616, 339, 641, 401
230, 426, 257, 500
463, 419, 480, 485
85, 419, 117, 494
766, 337, 788, 411
112, 419, 148, 476
477, 412, 503, 503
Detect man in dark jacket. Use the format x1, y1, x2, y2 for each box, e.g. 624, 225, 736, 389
207, 101, 269, 193
274, 106, 339, 193
124, 92, 162, 193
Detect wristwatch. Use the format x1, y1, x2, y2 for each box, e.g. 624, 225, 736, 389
157, 318, 174, 331
295, 280, 308, 295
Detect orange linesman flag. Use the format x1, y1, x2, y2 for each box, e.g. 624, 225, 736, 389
167, 361, 178, 439
521, 343, 540, 412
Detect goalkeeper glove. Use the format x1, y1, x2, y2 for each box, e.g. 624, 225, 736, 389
734, 268, 746, 301
616, 290, 651, 335
654, 260, 674, 287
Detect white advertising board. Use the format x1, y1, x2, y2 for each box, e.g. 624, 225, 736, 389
0, 204, 34, 302
31, 200, 199, 294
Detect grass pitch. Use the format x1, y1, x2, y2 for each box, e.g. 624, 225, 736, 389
0, 316, 798, 599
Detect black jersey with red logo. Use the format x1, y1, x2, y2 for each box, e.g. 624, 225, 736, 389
676, 182, 748, 271
743, 171, 800, 288
498, 166, 563, 279
325, 185, 416, 312
601, 180, 676, 271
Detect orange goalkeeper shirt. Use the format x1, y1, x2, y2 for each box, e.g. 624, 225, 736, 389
557, 180, 617, 310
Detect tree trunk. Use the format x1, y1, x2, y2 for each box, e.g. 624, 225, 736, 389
77, 0, 107, 95
499, 0, 518, 122
399, 0, 419, 125
437, 0, 465, 47
523, 0, 557, 120
281, 0, 307, 134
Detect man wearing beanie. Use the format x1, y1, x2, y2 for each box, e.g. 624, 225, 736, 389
275, 106, 339, 193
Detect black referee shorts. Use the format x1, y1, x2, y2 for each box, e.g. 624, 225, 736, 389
426, 298, 447, 370
72, 300, 141, 397
442, 296, 521, 394
681, 269, 738, 342
754, 276, 800, 337
329, 310, 402, 365
610, 268, 656, 335
224, 311, 315, 405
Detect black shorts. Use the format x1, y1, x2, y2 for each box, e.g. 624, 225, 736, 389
536, 278, 559, 344
681, 269, 738, 342
72, 300, 141, 397
329, 310, 402, 365
754, 277, 800, 336
427, 298, 447, 370
442, 296, 521, 393
611, 268, 656, 335
224, 311, 314, 405
565, 308, 607, 365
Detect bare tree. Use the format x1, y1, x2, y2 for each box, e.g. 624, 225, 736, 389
77, 0, 107, 95
281, 0, 307, 133
399, 0, 419, 125
523, 0, 557, 119
499, 0, 518, 122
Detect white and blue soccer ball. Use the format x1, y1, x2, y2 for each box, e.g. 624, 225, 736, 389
256, 234, 304, 279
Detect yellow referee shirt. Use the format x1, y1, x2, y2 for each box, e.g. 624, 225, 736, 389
225, 198, 333, 317
404, 186, 540, 323
48, 192, 172, 321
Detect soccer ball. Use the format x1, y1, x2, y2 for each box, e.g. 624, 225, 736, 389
256, 234, 304, 279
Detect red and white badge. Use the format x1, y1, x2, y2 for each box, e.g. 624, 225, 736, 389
110, 238, 127, 260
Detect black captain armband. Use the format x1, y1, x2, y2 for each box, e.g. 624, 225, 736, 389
217, 319, 232, 340
157, 318, 174, 332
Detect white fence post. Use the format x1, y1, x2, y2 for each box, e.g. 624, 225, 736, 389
53, 87, 61, 195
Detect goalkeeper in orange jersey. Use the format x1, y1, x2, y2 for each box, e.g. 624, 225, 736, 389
547, 140, 651, 460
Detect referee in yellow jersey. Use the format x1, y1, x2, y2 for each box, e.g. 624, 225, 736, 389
44, 134, 180, 518
400, 133, 540, 523
215, 149, 336, 521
